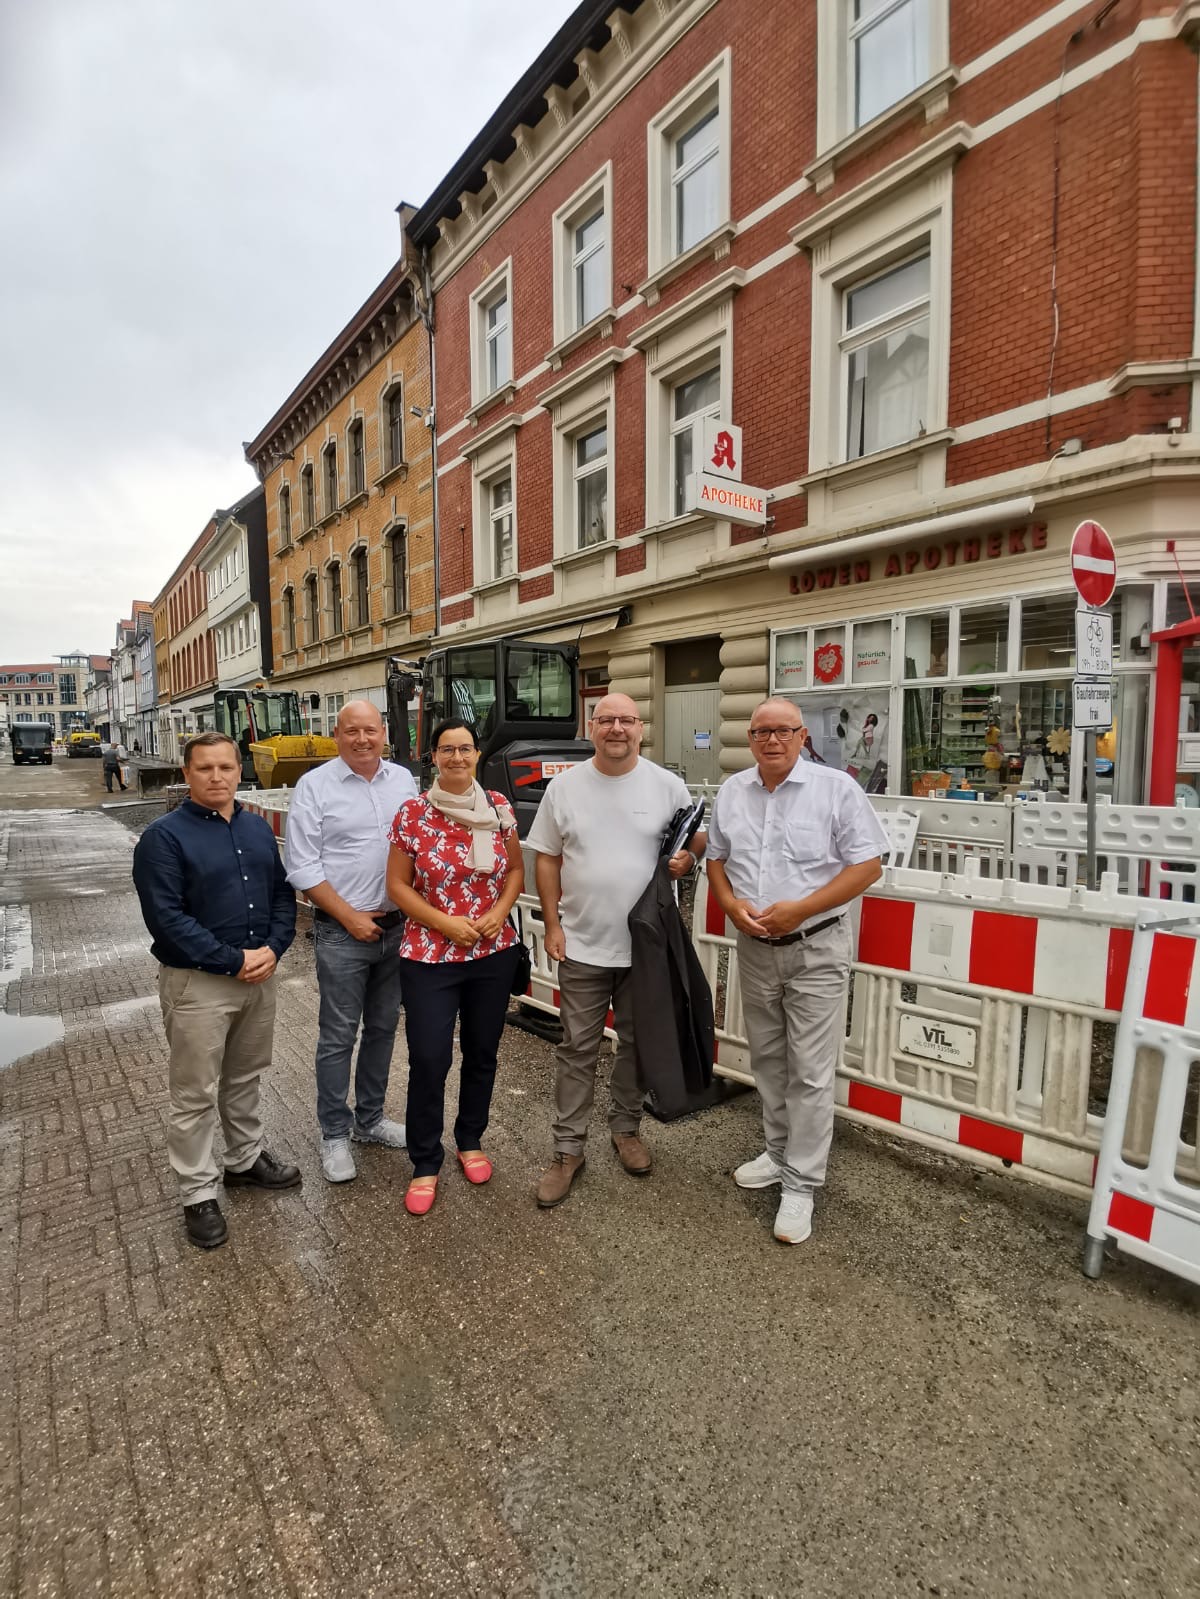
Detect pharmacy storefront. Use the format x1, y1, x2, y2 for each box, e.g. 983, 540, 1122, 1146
767, 515, 1164, 806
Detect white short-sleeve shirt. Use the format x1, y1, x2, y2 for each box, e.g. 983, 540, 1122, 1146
527, 757, 691, 967
707, 758, 886, 924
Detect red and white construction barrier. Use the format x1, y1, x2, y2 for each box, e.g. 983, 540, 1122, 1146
1083, 911, 1200, 1286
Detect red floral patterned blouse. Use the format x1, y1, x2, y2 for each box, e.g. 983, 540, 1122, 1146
388, 792, 519, 963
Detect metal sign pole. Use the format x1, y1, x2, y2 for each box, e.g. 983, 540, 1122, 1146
1086, 729, 1098, 890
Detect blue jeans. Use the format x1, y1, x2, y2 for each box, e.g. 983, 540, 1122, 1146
313, 919, 404, 1139
399, 947, 520, 1177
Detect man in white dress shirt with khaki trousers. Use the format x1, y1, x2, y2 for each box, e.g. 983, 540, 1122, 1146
706, 698, 886, 1245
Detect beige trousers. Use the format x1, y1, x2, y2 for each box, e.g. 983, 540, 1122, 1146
158, 966, 277, 1204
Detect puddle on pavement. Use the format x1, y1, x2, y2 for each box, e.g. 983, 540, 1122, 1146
0, 1012, 65, 1068
1, 904, 33, 979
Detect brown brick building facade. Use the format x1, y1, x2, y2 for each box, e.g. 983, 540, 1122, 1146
244, 259, 434, 735
404, 0, 1200, 803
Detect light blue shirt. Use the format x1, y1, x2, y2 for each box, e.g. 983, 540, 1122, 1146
707, 758, 886, 925
284, 756, 418, 910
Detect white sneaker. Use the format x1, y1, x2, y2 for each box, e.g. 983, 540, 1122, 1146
352, 1116, 407, 1149
734, 1151, 783, 1189
321, 1136, 357, 1183
773, 1191, 814, 1245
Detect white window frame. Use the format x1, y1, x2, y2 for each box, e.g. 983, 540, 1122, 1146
570, 418, 611, 553
645, 51, 732, 286
669, 364, 722, 519
840, 249, 931, 463
551, 163, 614, 353
467, 419, 521, 591
813, 0, 951, 175
470, 258, 514, 407
487, 471, 516, 581
803, 159, 953, 477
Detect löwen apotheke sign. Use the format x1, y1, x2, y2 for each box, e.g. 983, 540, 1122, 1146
788, 523, 1049, 593
685, 418, 769, 527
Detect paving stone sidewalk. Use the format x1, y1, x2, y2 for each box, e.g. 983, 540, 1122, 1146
0, 806, 1197, 1599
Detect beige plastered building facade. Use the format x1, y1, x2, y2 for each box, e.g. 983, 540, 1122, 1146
244, 259, 434, 734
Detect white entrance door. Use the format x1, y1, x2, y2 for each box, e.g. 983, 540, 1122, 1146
664, 686, 720, 786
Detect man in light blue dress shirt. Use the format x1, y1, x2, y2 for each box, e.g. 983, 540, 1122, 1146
706, 698, 886, 1245
285, 700, 418, 1182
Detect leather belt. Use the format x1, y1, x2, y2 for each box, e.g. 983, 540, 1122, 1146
314, 908, 403, 931
753, 915, 844, 948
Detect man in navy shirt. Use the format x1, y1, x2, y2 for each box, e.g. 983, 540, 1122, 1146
133, 731, 299, 1249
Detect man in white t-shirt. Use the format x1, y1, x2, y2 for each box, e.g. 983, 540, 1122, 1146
528, 693, 704, 1207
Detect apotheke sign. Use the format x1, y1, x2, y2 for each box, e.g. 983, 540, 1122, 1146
685, 417, 769, 527
788, 524, 1049, 593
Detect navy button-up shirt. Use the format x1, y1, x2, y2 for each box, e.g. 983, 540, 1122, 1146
132, 800, 296, 976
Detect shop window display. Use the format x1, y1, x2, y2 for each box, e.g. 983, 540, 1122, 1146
903, 679, 1073, 797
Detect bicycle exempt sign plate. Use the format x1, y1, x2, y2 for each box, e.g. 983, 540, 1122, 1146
1075, 608, 1113, 677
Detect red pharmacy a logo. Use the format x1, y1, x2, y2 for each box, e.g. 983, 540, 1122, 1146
710, 430, 737, 471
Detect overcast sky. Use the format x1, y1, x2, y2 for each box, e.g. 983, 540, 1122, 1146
0, 0, 579, 662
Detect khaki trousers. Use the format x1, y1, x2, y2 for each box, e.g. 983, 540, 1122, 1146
736, 919, 853, 1192
158, 966, 277, 1204
552, 958, 641, 1154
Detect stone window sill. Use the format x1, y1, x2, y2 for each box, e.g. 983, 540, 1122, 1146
545, 309, 617, 371
342, 489, 370, 513
552, 540, 612, 570
637, 222, 736, 308
466, 382, 518, 427
805, 70, 959, 195
799, 429, 954, 491
375, 462, 408, 489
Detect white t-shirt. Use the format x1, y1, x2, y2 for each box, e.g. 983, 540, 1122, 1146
527, 757, 691, 967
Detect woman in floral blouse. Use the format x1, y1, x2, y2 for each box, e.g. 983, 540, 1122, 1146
386, 719, 525, 1215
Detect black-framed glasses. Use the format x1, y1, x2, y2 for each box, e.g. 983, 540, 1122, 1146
592, 714, 640, 728
748, 726, 804, 743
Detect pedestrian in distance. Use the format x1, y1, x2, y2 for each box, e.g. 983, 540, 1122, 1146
131, 731, 299, 1250
385, 719, 524, 1216
527, 693, 704, 1208
132, 738, 142, 756
283, 700, 417, 1183
102, 741, 127, 792
705, 699, 886, 1245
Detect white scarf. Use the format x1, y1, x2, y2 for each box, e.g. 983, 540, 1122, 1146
425, 779, 511, 871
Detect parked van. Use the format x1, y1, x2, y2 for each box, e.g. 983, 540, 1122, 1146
10, 723, 55, 766
66, 729, 102, 758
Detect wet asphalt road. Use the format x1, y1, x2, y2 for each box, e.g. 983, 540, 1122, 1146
0, 752, 1197, 1597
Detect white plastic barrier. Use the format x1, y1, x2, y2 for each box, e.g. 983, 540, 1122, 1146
1014, 800, 1200, 899
1083, 910, 1200, 1285
239, 789, 292, 845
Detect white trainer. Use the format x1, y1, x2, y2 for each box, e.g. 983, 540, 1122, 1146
352, 1116, 407, 1149
321, 1136, 357, 1183
734, 1151, 783, 1189
773, 1190, 813, 1245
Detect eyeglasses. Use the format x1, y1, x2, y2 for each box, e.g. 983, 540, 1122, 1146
592, 715, 641, 729
436, 744, 476, 757
748, 726, 804, 743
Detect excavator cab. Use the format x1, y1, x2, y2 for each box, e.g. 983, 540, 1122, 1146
213, 688, 327, 787
387, 636, 593, 835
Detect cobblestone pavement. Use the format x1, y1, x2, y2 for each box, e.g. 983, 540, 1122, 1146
1, 796, 1197, 1598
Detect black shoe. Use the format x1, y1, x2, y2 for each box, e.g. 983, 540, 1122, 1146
223, 1149, 302, 1190
183, 1200, 228, 1249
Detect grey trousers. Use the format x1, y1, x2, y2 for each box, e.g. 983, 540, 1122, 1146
158, 966, 277, 1204
552, 958, 641, 1153
737, 919, 853, 1192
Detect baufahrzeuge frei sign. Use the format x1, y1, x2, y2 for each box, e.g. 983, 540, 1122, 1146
685, 418, 769, 527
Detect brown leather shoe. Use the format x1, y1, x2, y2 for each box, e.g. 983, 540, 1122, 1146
611, 1132, 652, 1176
536, 1152, 585, 1208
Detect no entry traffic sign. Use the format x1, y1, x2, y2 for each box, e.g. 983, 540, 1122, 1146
1071, 520, 1117, 608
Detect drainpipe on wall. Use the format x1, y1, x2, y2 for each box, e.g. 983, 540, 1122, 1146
418, 245, 441, 640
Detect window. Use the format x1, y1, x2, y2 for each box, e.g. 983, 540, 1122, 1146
323, 443, 338, 515
352, 547, 369, 627
37, 673, 52, 684
386, 388, 405, 471
851, 0, 931, 128
328, 562, 343, 635
842, 252, 930, 460
646, 53, 731, 283
572, 423, 609, 550
670, 366, 721, 516
304, 574, 319, 645
348, 419, 365, 496
301, 465, 315, 529
15, 674, 30, 684
282, 588, 296, 653
485, 288, 510, 393
550, 166, 613, 348
489, 475, 515, 579
470, 260, 513, 406
572, 209, 606, 329
389, 528, 407, 615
